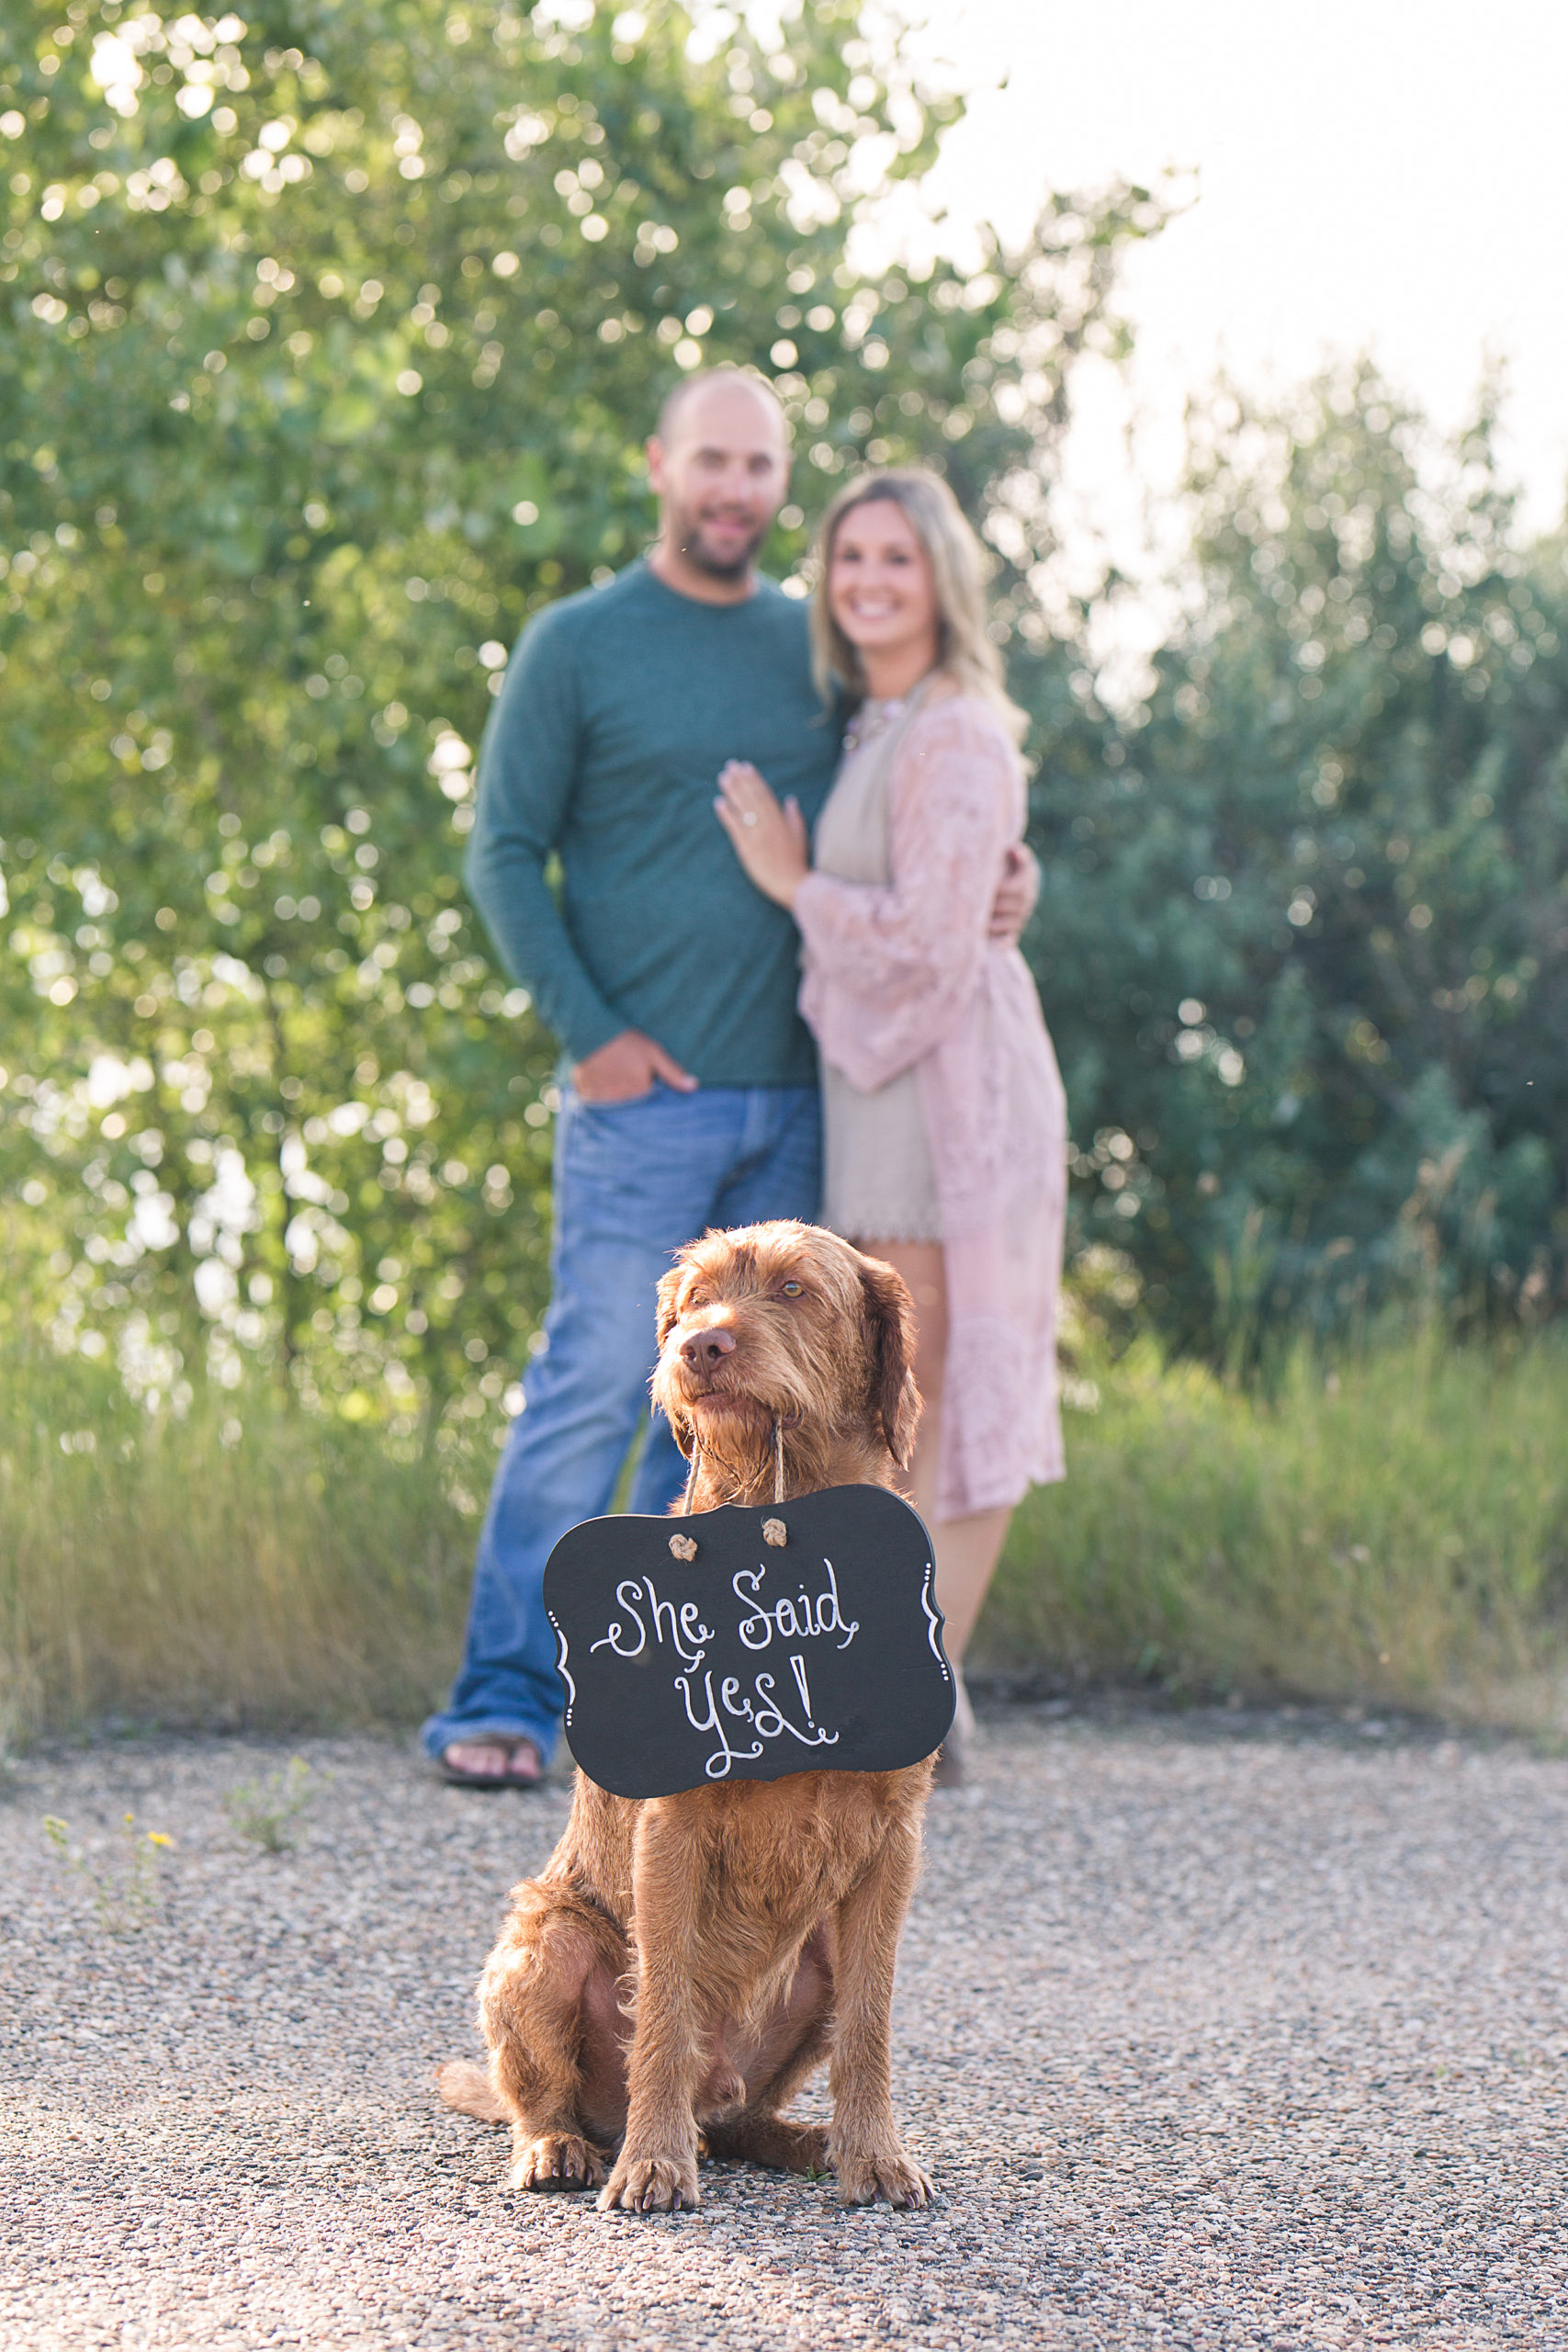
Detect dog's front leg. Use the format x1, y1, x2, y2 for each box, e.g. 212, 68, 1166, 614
477, 1893, 618, 2193
599, 1804, 706, 2214
827, 1820, 932, 2208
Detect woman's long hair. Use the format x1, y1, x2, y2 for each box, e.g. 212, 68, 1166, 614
807, 467, 1025, 739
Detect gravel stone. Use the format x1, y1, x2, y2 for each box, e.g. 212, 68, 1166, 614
3, 1705, 1565, 2348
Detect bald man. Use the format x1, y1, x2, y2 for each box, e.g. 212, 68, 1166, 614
423, 371, 1032, 1786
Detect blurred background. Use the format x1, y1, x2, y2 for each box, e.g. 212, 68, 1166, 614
3, 0, 1563, 1740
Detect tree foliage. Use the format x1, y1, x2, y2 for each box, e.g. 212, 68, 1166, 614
0, 0, 1155, 1437
1023, 370, 1568, 1357
13, 4, 1558, 1417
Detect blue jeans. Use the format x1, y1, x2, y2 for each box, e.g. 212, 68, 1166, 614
421, 1082, 822, 1764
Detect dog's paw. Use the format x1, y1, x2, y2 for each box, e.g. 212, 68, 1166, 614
508, 2133, 605, 2193
597, 2149, 701, 2215
834, 2145, 933, 2209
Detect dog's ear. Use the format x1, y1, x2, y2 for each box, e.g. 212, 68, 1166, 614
652, 1264, 697, 1459
858, 1254, 922, 1470
654, 1264, 684, 1351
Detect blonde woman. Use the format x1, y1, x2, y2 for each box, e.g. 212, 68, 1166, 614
716, 467, 1068, 1782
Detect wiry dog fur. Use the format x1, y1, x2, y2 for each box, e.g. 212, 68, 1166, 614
436, 1219, 938, 2213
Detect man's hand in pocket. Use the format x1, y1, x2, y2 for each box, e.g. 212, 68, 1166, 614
570, 1030, 698, 1104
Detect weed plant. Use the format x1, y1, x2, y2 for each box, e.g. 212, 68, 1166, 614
223, 1757, 317, 1854
42, 1812, 173, 1934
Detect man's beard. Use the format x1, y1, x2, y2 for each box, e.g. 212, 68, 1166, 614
668, 501, 770, 581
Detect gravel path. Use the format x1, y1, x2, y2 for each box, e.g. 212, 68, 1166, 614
4, 1704, 1566, 2350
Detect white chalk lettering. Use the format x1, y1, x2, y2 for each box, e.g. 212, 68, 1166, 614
589, 1579, 649, 1659
729, 1558, 860, 1653
647, 1578, 702, 1668
680, 1599, 715, 1658
592, 1577, 713, 1668
733, 1566, 772, 1650
816, 1558, 860, 1650
750, 1668, 839, 1751
790, 1654, 813, 1718
675, 1670, 766, 1781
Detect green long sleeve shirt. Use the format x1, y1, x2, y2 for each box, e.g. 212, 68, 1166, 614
466, 560, 841, 1088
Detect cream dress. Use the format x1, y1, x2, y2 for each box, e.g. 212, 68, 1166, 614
795, 687, 1068, 1519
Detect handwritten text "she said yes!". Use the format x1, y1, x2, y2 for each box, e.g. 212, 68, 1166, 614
588, 1556, 862, 1780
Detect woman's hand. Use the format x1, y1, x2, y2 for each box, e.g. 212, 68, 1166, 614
988, 842, 1040, 944
715, 761, 810, 909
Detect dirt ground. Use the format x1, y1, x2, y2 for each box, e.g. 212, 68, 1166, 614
4, 1702, 1565, 2349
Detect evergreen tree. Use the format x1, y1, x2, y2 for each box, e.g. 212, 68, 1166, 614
1023, 370, 1568, 1356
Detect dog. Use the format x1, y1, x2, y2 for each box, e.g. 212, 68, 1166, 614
436, 1218, 938, 2213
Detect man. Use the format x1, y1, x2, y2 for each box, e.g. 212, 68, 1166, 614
422, 369, 1033, 1785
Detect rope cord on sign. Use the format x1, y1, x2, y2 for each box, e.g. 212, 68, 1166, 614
680, 1419, 785, 1510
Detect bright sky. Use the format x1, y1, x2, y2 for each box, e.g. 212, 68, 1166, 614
898, 0, 1568, 578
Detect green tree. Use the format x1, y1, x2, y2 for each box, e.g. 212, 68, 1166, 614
1, 0, 1156, 1448
1021, 368, 1568, 1357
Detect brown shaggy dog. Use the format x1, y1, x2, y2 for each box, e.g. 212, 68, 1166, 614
436, 1219, 938, 2214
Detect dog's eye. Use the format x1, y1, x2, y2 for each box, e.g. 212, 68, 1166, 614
779, 1281, 803, 1297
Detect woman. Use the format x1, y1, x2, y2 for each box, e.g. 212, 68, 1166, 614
715, 467, 1067, 1782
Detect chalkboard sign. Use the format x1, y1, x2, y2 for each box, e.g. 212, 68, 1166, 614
543, 1484, 954, 1800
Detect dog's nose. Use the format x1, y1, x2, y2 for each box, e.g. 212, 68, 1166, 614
681, 1325, 737, 1373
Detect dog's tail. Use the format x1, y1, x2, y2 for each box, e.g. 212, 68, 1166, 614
434, 2057, 509, 2124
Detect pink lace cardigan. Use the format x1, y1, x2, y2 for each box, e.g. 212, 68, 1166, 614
794, 694, 1068, 1520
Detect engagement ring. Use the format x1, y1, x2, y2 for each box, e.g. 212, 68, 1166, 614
741, 810, 758, 827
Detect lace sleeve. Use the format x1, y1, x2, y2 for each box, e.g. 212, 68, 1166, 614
794, 700, 1021, 1091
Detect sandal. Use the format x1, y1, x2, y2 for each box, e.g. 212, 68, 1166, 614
438, 1737, 544, 1790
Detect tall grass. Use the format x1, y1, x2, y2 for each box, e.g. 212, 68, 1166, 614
983, 1331, 1568, 1725
0, 1348, 474, 1746
3, 1330, 1565, 1745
